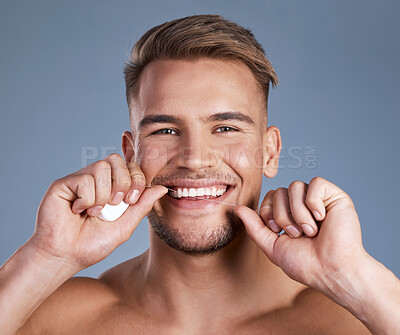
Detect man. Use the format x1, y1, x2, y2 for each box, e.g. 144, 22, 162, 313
1, 14, 399, 334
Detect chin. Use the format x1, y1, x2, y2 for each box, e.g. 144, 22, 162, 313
147, 209, 244, 255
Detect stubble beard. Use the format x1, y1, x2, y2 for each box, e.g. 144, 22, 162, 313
147, 209, 244, 255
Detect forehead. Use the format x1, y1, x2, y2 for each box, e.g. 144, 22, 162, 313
132, 58, 264, 126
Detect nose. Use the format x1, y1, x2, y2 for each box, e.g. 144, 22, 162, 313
176, 129, 219, 172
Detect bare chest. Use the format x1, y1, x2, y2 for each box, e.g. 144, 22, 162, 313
70, 307, 331, 335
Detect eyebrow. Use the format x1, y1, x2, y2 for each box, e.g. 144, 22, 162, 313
139, 114, 182, 129
138, 111, 255, 129
205, 111, 255, 125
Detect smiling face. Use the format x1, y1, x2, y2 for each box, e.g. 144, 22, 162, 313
123, 58, 281, 254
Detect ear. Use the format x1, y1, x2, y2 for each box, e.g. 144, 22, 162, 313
262, 126, 281, 178
122, 131, 135, 162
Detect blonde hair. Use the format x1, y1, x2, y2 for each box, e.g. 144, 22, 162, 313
124, 14, 278, 111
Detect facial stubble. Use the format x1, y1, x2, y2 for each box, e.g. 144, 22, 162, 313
147, 207, 244, 255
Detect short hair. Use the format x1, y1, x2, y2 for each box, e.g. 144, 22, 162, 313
124, 14, 278, 114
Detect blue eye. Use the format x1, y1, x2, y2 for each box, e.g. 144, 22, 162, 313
215, 126, 239, 133
152, 128, 178, 135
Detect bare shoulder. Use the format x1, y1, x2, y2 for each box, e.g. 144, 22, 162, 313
239, 287, 372, 334
291, 288, 372, 334
97, 253, 145, 299
20, 276, 121, 335
19, 254, 145, 335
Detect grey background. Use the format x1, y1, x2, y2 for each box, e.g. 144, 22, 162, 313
1, 0, 399, 278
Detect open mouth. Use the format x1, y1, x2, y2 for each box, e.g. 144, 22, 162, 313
167, 185, 231, 200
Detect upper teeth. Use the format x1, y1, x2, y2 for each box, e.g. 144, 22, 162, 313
169, 186, 227, 198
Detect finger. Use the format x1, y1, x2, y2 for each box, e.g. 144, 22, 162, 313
57, 174, 96, 214
305, 177, 355, 221
86, 160, 112, 217
235, 205, 278, 262
116, 185, 168, 242
104, 154, 131, 205
273, 188, 303, 238
124, 161, 147, 205
259, 190, 281, 233
287, 181, 318, 237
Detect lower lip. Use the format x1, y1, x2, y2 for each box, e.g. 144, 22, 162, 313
162, 186, 235, 210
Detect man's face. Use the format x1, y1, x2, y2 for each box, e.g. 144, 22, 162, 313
126, 58, 278, 254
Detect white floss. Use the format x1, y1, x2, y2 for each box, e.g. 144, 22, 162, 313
98, 201, 129, 221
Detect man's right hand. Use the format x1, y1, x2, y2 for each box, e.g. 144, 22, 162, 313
0, 153, 166, 335
29, 153, 167, 273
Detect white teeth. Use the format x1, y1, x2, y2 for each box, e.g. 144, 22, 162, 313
197, 188, 205, 196
170, 186, 228, 199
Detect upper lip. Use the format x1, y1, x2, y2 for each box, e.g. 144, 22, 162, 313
155, 179, 235, 189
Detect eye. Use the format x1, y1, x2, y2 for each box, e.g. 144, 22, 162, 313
151, 128, 178, 135
215, 126, 239, 133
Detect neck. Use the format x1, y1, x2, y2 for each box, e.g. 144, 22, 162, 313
134, 226, 302, 328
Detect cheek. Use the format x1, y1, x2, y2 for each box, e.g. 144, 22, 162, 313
220, 142, 263, 209
222, 142, 265, 171
136, 141, 183, 184
136, 144, 171, 177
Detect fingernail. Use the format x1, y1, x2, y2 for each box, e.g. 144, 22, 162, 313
268, 219, 281, 233
286, 225, 302, 238
313, 210, 321, 220
301, 224, 314, 236
127, 189, 140, 204
111, 191, 124, 205
90, 206, 103, 217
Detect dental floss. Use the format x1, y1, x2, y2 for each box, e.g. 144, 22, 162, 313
146, 186, 238, 208
98, 201, 129, 221
98, 185, 237, 222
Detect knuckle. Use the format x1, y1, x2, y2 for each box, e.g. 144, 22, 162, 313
261, 190, 275, 202
77, 188, 95, 204
288, 180, 304, 193
126, 161, 140, 171
80, 196, 95, 207
106, 153, 123, 162
266, 189, 275, 196
49, 178, 62, 189
93, 160, 111, 173
131, 174, 146, 188
273, 213, 287, 225
79, 174, 94, 186
276, 187, 288, 195
112, 174, 131, 190
310, 176, 325, 186
305, 194, 318, 208
123, 175, 133, 189
259, 206, 273, 218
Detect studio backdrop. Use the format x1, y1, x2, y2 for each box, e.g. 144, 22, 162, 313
1, 0, 399, 277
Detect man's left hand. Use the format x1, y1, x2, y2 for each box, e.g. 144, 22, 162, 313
235, 177, 368, 292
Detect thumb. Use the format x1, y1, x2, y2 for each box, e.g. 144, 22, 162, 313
117, 185, 168, 241
235, 205, 278, 261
